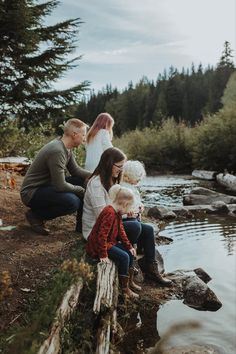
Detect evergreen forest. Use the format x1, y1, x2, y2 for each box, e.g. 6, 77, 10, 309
0, 0, 236, 173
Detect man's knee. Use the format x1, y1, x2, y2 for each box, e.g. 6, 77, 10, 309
64, 194, 81, 213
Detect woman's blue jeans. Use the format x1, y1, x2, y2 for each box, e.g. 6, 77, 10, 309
123, 219, 155, 262
28, 176, 84, 220
108, 243, 134, 276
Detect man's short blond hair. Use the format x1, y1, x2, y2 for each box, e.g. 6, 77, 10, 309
63, 118, 88, 135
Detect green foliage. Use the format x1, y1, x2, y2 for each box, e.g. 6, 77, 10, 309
0, 119, 54, 158
221, 71, 236, 109
0, 238, 91, 354
1, 270, 74, 354
0, 0, 89, 127
114, 119, 192, 172
61, 281, 97, 354
190, 71, 236, 171
191, 108, 236, 171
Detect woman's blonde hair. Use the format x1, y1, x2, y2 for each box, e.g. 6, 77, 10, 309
109, 185, 134, 212
87, 113, 114, 143
122, 160, 146, 184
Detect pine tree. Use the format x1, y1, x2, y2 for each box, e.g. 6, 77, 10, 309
0, 0, 88, 127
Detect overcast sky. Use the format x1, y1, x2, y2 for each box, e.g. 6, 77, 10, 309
52, 0, 236, 92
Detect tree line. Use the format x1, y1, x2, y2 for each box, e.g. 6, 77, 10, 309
0, 1, 235, 133
73, 41, 235, 135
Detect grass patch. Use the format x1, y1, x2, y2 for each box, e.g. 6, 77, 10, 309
0, 236, 95, 354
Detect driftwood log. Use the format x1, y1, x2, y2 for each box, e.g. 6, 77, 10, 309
0, 156, 30, 175
216, 173, 236, 192
148, 203, 236, 220
183, 187, 236, 205
38, 279, 83, 354
192, 169, 217, 180
94, 262, 120, 354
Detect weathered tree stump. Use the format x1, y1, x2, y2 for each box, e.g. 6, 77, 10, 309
93, 262, 120, 354
93, 262, 118, 314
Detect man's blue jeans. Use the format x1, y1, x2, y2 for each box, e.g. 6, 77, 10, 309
108, 243, 134, 276
123, 219, 156, 262
28, 176, 84, 220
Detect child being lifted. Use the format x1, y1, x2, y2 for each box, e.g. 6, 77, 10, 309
86, 184, 142, 299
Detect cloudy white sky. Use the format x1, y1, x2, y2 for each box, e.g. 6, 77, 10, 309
52, 0, 236, 92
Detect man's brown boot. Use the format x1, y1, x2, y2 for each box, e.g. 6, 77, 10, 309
25, 210, 50, 236
118, 275, 139, 299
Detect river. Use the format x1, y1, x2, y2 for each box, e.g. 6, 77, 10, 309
139, 175, 236, 353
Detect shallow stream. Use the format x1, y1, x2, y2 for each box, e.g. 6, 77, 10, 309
135, 175, 236, 353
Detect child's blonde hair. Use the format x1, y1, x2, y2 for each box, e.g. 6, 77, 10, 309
123, 160, 146, 184
109, 184, 134, 211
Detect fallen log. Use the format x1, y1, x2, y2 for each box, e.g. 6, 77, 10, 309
0, 156, 30, 175
216, 173, 236, 192
183, 187, 236, 205
93, 262, 118, 314
192, 169, 217, 180
148, 203, 236, 217
38, 279, 83, 354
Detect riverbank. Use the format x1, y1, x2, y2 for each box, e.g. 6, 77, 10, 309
0, 172, 172, 353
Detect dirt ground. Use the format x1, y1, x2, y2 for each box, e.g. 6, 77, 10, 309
0, 171, 79, 332
0, 170, 174, 339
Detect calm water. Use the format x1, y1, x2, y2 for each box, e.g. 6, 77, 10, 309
141, 176, 236, 353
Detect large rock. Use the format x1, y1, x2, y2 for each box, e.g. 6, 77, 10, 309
167, 269, 222, 311
147, 206, 177, 220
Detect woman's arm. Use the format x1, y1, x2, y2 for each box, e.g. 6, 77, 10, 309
88, 177, 109, 218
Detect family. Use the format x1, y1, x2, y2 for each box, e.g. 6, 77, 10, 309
20, 113, 172, 299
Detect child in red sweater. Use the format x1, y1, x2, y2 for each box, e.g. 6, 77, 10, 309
86, 184, 141, 298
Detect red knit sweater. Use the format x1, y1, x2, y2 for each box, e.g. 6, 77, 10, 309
86, 205, 132, 259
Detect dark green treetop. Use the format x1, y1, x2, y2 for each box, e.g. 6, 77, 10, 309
0, 0, 89, 127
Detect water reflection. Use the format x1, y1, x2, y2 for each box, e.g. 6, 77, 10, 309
158, 218, 236, 353
139, 176, 236, 353
118, 303, 160, 354
161, 217, 236, 256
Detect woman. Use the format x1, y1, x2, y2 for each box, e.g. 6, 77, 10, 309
82, 147, 172, 286
85, 112, 114, 172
